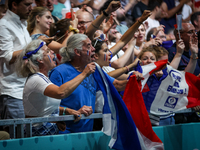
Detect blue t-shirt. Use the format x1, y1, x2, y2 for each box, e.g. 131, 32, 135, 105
31, 34, 49, 40
52, 2, 66, 19
49, 62, 114, 133
168, 43, 200, 76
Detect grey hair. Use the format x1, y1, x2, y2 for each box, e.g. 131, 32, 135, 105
16, 39, 45, 77
59, 33, 88, 63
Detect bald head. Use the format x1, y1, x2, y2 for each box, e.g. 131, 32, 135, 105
77, 11, 94, 34
175, 23, 196, 50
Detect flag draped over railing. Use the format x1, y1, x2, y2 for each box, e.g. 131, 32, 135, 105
93, 63, 164, 150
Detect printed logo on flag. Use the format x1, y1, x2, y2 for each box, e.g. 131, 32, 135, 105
164, 96, 178, 109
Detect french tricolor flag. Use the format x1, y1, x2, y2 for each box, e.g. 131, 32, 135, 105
93, 63, 164, 150
130, 60, 200, 116
136, 60, 168, 92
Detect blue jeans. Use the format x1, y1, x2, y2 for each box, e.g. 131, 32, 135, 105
159, 116, 175, 126
0, 95, 25, 119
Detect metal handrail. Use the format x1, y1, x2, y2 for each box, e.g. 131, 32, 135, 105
0, 108, 195, 139
0, 113, 103, 139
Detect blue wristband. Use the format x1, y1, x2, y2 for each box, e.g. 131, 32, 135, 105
63, 107, 67, 115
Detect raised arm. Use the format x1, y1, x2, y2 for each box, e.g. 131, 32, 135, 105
111, 36, 137, 69
170, 39, 184, 69
185, 35, 198, 73
45, 62, 96, 99
110, 10, 151, 56
44, 13, 79, 53
108, 58, 140, 79
123, 0, 136, 14
86, 1, 121, 39
161, 0, 190, 19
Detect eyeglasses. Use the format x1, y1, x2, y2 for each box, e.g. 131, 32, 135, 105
78, 20, 92, 26
93, 34, 106, 47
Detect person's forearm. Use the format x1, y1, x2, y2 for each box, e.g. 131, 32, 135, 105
124, 0, 136, 14
111, 44, 134, 68
57, 72, 88, 99
164, 2, 185, 19
9, 50, 23, 64
86, 11, 107, 39
110, 20, 142, 55
108, 67, 129, 79
113, 79, 128, 91
185, 54, 198, 73
170, 53, 182, 69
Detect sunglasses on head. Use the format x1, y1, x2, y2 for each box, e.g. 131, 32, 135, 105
93, 34, 106, 47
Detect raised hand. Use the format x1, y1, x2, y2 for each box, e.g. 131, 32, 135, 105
101, 15, 114, 34
139, 10, 151, 23
189, 36, 198, 55
176, 39, 185, 55
82, 62, 96, 77
105, 1, 121, 14
156, 25, 165, 33
70, 10, 78, 28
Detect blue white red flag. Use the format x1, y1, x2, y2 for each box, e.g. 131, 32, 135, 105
93, 63, 164, 150
132, 61, 200, 116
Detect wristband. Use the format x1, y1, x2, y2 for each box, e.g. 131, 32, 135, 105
63, 107, 67, 115
190, 53, 198, 60
190, 56, 198, 60
103, 10, 109, 17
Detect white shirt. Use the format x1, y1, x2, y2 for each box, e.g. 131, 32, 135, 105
23, 73, 60, 117
102, 42, 124, 73
0, 10, 32, 99
175, 1, 192, 23
145, 17, 160, 40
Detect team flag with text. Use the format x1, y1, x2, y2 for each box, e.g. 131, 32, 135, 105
128, 61, 200, 116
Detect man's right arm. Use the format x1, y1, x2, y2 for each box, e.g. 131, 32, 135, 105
0, 26, 22, 65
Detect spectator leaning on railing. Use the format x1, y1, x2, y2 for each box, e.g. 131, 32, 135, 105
16, 39, 96, 136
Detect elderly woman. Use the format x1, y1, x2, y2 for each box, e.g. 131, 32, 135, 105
16, 39, 95, 136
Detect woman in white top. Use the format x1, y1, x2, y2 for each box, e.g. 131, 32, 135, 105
16, 39, 96, 136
